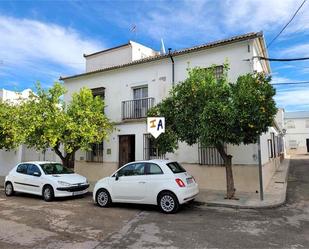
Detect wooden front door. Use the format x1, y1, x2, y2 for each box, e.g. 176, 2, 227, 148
119, 135, 135, 167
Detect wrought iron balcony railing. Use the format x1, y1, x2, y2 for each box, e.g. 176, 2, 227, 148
122, 97, 155, 120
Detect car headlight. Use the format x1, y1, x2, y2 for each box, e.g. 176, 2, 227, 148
57, 181, 72, 187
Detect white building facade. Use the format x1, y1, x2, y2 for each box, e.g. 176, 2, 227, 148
285, 111, 309, 154
61, 32, 284, 192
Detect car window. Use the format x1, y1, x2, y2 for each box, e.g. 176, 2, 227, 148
166, 162, 186, 174
26, 164, 41, 176
16, 164, 28, 174
40, 163, 74, 175
146, 163, 163, 175
117, 163, 145, 177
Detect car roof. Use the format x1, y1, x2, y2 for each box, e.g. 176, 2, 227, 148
19, 161, 59, 165
127, 159, 175, 165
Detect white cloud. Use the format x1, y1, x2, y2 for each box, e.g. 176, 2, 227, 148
275, 86, 309, 110
280, 43, 309, 57
222, 0, 309, 33
128, 0, 309, 46
0, 15, 103, 72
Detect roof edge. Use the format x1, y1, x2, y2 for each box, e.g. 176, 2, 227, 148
61, 31, 264, 81
83, 42, 131, 58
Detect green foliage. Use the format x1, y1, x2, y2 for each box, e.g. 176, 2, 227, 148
0, 82, 114, 164
0, 101, 24, 150
148, 66, 277, 154
21, 82, 113, 157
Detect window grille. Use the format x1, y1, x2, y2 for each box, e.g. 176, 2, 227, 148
198, 143, 226, 166
143, 134, 165, 160
86, 142, 104, 163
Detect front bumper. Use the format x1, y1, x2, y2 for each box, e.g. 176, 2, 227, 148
56, 184, 89, 192
54, 184, 89, 197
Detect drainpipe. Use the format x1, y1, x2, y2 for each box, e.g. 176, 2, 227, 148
258, 136, 264, 201
168, 48, 175, 87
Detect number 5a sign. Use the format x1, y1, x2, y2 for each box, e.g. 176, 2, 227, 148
147, 117, 165, 138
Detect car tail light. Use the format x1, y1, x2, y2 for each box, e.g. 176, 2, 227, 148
175, 178, 186, 187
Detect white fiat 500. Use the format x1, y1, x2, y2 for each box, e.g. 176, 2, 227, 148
4, 161, 89, 201
93, 160, 199, 213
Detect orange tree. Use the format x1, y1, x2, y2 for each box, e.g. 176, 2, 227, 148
148, 66, 277, 199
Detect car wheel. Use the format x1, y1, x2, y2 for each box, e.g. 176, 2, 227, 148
96, 189, 111, 207
43, 185, 54, 202
5, 182, 14, 196
158, 191, 179, 214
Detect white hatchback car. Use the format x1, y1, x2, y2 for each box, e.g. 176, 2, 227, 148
4, 161, 89, 201
93, 160, 199, 213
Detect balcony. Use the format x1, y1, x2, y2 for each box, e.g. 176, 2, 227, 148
122, 97, 155, 120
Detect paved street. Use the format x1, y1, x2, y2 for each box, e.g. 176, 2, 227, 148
0, 155, 309, 249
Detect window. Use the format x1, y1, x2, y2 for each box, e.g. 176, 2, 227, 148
91, 87, 105, 99
26, 164, 41, 176
143, 134, 165, 160
86, 142, 104, 163
16, 164, 27, 174
285, 120, 295, 129
201, 65, 224, 80
268, 139, 273, 158
146, 163, 163, 175
117, 163, 145, 177
306, 120, 309, 128
133, 86, 148, 100
166, 162, 186, 174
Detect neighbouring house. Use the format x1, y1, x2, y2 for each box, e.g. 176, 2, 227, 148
60, 32, 285, 193
0, 88, 59, 184
285, 111, 309, 154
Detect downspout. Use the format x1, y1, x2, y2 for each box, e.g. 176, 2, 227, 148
168, 48, 175, 87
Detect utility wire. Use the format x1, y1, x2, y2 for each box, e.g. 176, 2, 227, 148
257, 56, 309, 62
267, 0, 307, 48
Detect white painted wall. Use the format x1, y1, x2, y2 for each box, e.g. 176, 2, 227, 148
64, 38, 276, 167
0, 147, 23, 176
285, 117, 309, 153
85, 41, 158, 72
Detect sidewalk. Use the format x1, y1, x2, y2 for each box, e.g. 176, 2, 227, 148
196, 158, 290, 209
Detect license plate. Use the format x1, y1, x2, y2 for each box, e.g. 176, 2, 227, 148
73, 190, 85, 196
186, 178, 193, 184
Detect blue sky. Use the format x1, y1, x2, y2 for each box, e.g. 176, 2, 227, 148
0, 0, 308, 111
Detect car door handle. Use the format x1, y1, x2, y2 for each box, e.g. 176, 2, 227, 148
138, 181, 146, 184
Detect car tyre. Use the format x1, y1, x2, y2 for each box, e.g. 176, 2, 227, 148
5, 182, 14, 196
158, 191, 179, 214
43, 185, 54, 202
96, 189, 111, 207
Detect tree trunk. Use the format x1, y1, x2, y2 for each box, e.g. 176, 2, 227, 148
53, 145, 75, 168
215, 143, 236, 199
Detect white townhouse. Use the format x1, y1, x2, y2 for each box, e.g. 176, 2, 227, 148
0, 88, 59, 184
61, 32, 285, 193
285, 111, 309, 154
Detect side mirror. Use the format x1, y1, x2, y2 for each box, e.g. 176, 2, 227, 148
33, 172, 41, 177
115, 173, 119, 181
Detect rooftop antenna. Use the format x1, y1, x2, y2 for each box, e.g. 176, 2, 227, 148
130, 24, 137, 41
160, 38, 166, 55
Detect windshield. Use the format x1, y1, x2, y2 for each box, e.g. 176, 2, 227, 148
40, 163, 74, 175
166, 162, 186, 174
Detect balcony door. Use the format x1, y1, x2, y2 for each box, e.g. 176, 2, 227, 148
133, 86, 148, 118
119, 135, 135, 167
